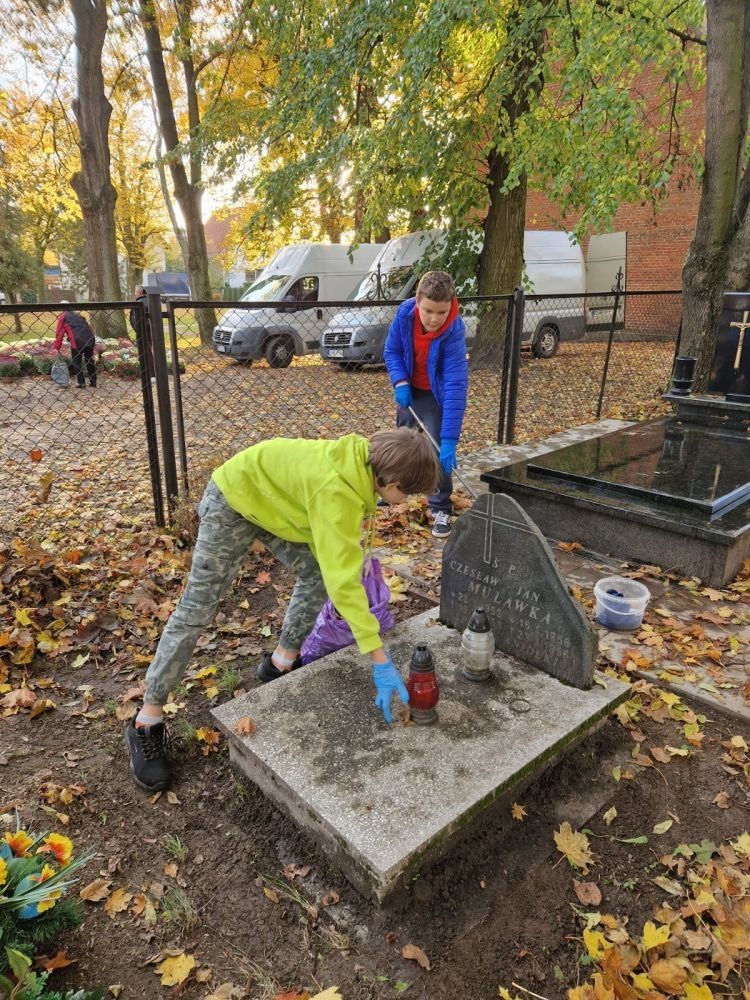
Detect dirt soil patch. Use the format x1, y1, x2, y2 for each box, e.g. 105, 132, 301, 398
3, 499, 750, 998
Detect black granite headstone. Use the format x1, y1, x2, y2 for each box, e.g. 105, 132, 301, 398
708, 292, 750, 399
440, 492, 596, 689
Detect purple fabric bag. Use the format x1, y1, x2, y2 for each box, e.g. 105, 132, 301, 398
300, 556, 394, 664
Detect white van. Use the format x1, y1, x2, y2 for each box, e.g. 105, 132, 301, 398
212, 243, 382, 367
320, 229, 586, 367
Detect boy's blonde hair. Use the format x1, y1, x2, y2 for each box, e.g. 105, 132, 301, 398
369, 428, 441, 495
416, 270, 456, 302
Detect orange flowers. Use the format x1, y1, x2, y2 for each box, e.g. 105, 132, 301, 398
0, 856, 7, 886
4, 830, 33, 857
37, 833, 73, 865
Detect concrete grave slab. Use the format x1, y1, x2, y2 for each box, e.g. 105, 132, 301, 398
212, 609, 629, 903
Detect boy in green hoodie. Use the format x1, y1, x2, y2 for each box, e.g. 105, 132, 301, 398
125, 428, 441, 792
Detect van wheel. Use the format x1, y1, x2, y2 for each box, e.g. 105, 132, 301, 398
532, 325, 559, 359
338, 362, 364, 372
265, 336, 294, 368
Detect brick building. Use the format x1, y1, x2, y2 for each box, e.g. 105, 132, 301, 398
525, 67, 705, 292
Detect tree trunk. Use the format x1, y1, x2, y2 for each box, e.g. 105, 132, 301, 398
35, 250, 46, 304
154, 129, 189, 267
680, 1, 750, 388
8, 290, 23, 335
470, 1, 550, 371
140, 0, 216, 343
472, 156, 527, 369
68, 0, 125, 337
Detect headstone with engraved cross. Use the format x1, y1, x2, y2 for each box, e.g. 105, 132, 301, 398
439, 492, 596, 689
708, 292, 750, 400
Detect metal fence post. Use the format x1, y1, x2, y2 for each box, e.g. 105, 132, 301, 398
166, 302, 189, 496
497, 296, 516, 444
504, 286, 525, 445
596, 269, 624, 419
133, 297, 165, 527
145, 287, 179, 518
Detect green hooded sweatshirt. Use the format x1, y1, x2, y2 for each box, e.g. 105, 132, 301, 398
212, 434, 381, 654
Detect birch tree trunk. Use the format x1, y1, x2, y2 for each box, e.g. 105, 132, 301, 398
139, 0, 216, 343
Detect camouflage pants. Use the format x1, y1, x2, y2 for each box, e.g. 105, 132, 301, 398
144, 480, 327, 705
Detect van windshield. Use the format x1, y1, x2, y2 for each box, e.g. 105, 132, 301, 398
240, 274, 291, 302
348, 265, 415, 301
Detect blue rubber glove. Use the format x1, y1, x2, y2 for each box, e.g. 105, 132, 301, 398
372, 659, 409, 725
439, 438, 458, 474
394, 383, 412, 410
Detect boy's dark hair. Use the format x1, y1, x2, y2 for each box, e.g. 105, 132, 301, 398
416, 270, 455, 302
369, 428, 441, 495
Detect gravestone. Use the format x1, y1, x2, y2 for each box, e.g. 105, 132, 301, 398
708, 292, 750, 400
439, 492, 597, 689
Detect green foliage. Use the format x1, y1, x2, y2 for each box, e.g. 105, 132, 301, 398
204, 0, 704, 271
0, 944, 104, 1000
0, 899, 83, 974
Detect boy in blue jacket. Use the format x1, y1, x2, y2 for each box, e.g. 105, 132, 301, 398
383, 270, 469, 537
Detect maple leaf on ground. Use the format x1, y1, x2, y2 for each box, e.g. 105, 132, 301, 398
35, 950, 76, 972
155, 952, 195, 986
511, 803, 527, 821
554, 822, 595, 873
256, 570, 272, 585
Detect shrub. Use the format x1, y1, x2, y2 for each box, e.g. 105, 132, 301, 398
2, 946, 104, 999
31, 355, 56, 375
0, 829, 93, 975
17, 354, 36, 375
0, 357, 22, 378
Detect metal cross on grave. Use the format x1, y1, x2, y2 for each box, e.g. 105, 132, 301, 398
730, 311, 750, 370
467, 494, 535, 566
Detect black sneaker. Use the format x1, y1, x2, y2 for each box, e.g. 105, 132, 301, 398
125, 720, 171, 792
376, 497, 389, 509
431, 511, 452, 538
256, 653, 303, 683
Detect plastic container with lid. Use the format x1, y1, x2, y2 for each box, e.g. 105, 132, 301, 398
594, 576, 650, 631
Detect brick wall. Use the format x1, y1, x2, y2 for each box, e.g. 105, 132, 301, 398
525, 65, 705, 293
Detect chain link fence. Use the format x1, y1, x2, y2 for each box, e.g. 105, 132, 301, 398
2, 289, 681, 532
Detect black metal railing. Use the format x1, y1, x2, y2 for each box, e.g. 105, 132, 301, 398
1, 287, 682, 531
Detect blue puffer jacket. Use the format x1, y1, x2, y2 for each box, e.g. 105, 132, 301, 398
383, 298, 469, 441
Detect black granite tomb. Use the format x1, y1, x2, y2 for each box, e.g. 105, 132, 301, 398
481, 294, 750, 587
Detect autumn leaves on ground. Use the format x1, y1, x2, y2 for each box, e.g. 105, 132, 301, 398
1, 347, 749, 998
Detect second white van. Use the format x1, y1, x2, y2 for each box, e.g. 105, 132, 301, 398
320, 229, 586, 367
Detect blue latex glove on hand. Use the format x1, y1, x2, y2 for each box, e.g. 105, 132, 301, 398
372, 659, 409, 725
394, 383, 412, 410
439, 438, 458, 474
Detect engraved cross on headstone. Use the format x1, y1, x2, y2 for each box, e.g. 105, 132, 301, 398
467, 493, 534, 565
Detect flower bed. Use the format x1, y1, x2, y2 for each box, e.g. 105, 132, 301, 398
0, 338, 185, 378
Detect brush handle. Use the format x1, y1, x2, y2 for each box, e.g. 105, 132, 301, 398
407, 406, 478, 499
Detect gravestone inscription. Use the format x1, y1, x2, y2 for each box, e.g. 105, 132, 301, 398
440, 492, 596, 689
708, 291, 750, 400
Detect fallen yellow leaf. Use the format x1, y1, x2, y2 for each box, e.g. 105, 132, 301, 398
554, 822, 595, 873
155, 952, 195, 986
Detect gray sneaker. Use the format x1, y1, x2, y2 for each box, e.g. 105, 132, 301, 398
431, 511, 452, 538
